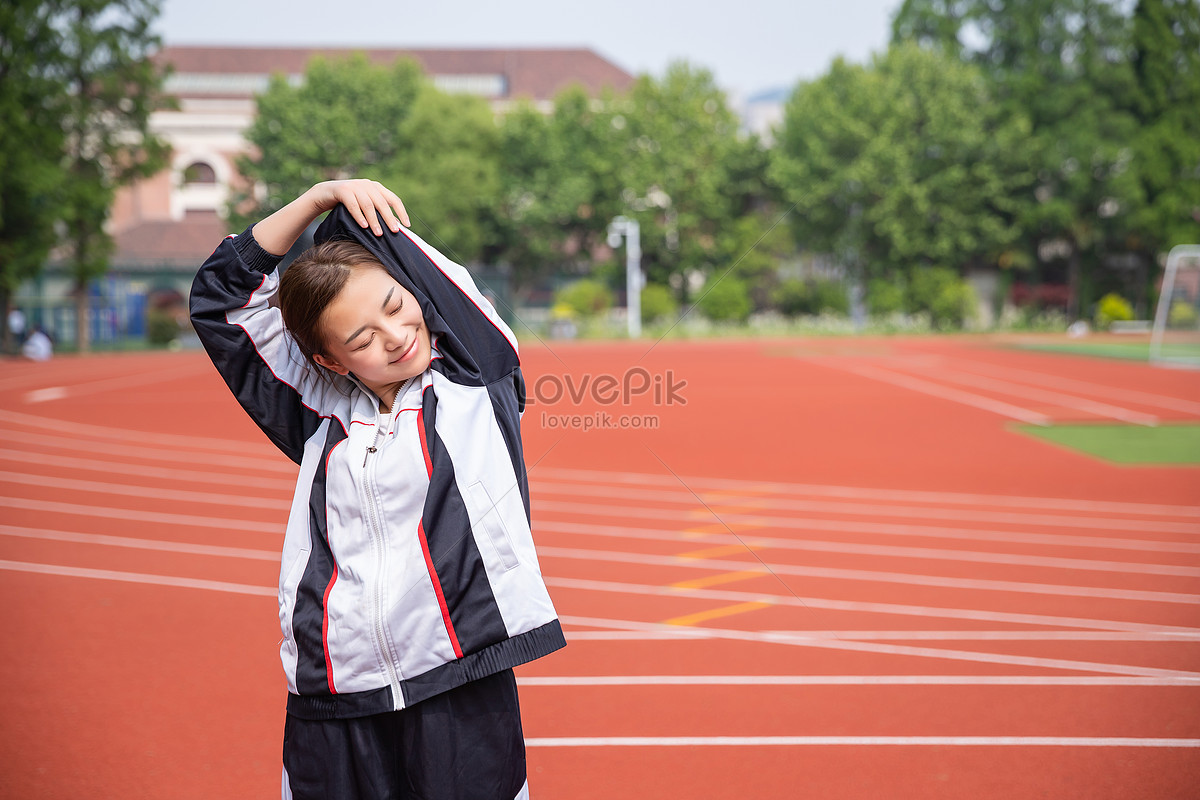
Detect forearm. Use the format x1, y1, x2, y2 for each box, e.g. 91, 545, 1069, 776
251, 188, 324, 256
252, 180, 410, 256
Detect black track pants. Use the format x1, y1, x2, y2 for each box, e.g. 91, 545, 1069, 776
282, 669, 527, 800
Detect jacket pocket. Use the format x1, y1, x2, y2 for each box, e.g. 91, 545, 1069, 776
465, 480, 520, 571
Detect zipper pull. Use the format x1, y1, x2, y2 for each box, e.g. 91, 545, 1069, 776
363, 445, 377, 468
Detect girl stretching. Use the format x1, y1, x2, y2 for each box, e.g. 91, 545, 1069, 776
190, 180, 564, 800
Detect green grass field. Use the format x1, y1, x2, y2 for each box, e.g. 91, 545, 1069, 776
1014, 340, 1200, 363
1014, 422, 1200, 465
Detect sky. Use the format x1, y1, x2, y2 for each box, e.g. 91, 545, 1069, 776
155, 0, 905, 99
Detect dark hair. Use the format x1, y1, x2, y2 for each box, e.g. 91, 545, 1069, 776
279, 240, 387, 369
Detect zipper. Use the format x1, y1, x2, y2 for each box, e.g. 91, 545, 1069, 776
360, 375, 417, 707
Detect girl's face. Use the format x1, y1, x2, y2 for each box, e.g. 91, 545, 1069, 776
313, 265, 431, 401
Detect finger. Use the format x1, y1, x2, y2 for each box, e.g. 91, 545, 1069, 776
355, 187, 384, 236
386, 189, 410, 228
341, 193, 369, 231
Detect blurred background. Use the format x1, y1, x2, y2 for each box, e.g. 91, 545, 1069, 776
3, 0, 1198, 359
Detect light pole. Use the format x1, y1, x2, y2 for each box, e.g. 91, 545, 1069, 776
607, 215, 644, 338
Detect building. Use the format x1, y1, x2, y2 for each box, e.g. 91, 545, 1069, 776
111, 46, 635, 267
15, 46, 633, 345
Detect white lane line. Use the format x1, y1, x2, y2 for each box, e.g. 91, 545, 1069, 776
0, 559, 275, 596
564, 630, 1200, 642
0, 496, 280, 534
546, 577, 1200, 633
0, 427, 295, 474
2, 557, 1194, 677
517, 675, 1200, 686
534, 479, 1196, 529
534, 467, 1200, 519
4, 520, 1194, 643
537, 545, 1200, 605
819, 361, 1054, 425
525, 736, 1200, 747
891, 362, 1159, 425
20, 362, 210, 404
536, 521, 1200, 575
0, 471, 290, 510
0, 408, 279, 456
0, 525, 279, 560
539, 519, 1200, 556
0, 449, 297, 491
947, 359, 1200, 415
534, 499, 1200, 536
559, 615, 1200, 678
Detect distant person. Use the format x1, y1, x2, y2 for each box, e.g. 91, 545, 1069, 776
8, 308, 26, 340
21, 326, 52, 362
190, 180, 562, 800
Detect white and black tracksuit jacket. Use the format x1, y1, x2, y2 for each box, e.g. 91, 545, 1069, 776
190, 205, 564, 720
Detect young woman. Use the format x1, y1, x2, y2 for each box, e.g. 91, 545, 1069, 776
190, 180, 564, 800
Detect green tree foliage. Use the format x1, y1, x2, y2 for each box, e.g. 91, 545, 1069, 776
390, 86, 501, 263
1126, 0, 1200, 251
891, 0, 1150, 317
495, 88, 626, 291
554, 278, 613, 319
232, 54, 423, 228
236, 55, 501, 265
771, 45, 1027, 291
0, 1, 66, 349
57, 0, 172, 351
640, 283, 677, 323
697, 277, 752, 323
907, 266, 978, 328
617, 63, 774, 299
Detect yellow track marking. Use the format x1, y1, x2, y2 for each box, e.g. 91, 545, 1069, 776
676, 543, 761, 560
663, 601, 773, 627
670, 570, 766, 590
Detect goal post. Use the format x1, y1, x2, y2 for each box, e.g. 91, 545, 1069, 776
1150, 245, 1200, 369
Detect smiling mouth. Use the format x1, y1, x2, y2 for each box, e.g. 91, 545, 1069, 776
391, 338, 419, 364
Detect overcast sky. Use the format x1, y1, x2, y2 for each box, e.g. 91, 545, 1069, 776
155, 0, 905, 98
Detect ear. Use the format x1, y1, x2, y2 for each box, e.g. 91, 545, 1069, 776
313, 353, 350, 375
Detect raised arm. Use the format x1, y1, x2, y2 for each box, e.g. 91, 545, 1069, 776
253, 180, 410, 256
190, 181, 411, 462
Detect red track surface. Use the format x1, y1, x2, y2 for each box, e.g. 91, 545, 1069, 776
2, 335, 1199, 798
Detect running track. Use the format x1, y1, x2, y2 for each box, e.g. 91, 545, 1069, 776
1, 335, 1198, 798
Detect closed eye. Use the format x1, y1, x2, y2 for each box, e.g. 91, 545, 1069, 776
353, 334, 374, 351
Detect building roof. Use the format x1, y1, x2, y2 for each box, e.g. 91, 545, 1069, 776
158, 45, 636, 102
111, 212, 230, 269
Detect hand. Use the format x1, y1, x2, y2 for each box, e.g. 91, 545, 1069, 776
250, 179, 412, 257
307, 179, 411, 235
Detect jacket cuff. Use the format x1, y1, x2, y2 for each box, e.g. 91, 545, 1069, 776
231, 225, 285, 274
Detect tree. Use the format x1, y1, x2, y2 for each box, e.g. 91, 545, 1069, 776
891, 0, 1145, 317
1126, 0, 1200, 255
494, 87, 627, 294
235, 54, 502, 265
0, 1, 66, 351
617, 62, 774, 301
57, 0, 172, 351
232, 54, 423, 229
771, 45, 1029, 293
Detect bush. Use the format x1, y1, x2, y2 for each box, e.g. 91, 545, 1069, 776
907, 267, 976, 329
1094, 292, 1134, 329
811, 278, 849, 315
772, 278, 849, 317
640, 283, 677, 324
1168, 299, 1198, 329
146, 307, 181, 346
697, 277, 752, 323
771, 279, 810, 317
867, 278, 905, 315
555, 279, 613, 319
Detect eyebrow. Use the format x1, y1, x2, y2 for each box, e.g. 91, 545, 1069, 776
343, 288, 398, 345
